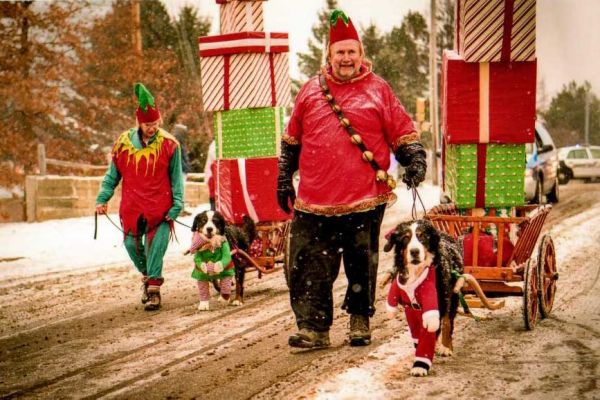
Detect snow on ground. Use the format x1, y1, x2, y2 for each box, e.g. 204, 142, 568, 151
309, 195, 600, 400
0, 183, 441, 282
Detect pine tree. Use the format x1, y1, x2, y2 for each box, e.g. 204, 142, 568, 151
295, 0, 338, 89
542, 81, 600, 147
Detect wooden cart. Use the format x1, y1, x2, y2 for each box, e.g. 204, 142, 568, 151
232, 221, 290, 277
426, 204, 558, 330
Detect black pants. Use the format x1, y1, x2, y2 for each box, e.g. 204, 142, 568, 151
287, 205, 386, 332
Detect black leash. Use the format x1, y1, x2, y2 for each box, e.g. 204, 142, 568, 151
93, 212, 192, 239
410, 186, 427, 221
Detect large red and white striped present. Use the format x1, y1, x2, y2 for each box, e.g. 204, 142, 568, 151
199, 32, 292, 112
218, 0, 266, 34
456, 0, 536, 62
442, 50, 536, 144
216, 157, 291, 224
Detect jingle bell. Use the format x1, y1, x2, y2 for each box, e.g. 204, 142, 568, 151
332, 104, 341, 113
340, 117, 350, 128
376, 169, 388, 181
350, 134, 362, 145
362, 151, 373, 162
325, 94, 333, 102
387, 177, 397, 189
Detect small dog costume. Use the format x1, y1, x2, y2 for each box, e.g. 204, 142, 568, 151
386, 266, 440, 373
187, 231, 234, 310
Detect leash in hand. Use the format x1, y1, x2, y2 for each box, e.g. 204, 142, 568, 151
94, 212, 192, 239
410, 186, 427, 221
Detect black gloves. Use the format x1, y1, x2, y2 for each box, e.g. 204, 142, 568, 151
277, 141, 301, 213
394, 142, 427, 188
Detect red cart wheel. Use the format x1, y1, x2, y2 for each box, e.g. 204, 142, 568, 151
523, 258, 539, 330
537, 234, 558, 318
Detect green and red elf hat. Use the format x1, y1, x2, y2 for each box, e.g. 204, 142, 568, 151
329, 9, 360, 45
134, 83, 161, 123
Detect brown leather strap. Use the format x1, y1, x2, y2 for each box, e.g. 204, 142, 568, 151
318, 74, 396, 189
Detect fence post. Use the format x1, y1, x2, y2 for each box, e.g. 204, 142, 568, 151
37, 143, 46, 175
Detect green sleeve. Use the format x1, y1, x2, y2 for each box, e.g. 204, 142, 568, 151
220, 241, 232, 266
167, 144, 184, 219
96, 162, 121, 205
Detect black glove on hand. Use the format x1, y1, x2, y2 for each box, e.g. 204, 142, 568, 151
395, 142, 427, 188
277, 141, 300, 213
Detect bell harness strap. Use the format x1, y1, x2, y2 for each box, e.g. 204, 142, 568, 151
318, 73, 397, 190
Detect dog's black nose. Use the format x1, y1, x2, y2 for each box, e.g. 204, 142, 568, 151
207, 227, 213, 234
410, 248, 420, 258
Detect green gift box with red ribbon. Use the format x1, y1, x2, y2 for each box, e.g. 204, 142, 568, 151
214, 107, 284, 159
444, 143, 525, 208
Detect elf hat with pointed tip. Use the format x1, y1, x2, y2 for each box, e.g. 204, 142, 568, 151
134, 83, 161, 123
329, 9, 360, 45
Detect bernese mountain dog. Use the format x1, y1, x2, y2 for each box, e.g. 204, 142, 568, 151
191, 210, 256, 306
383, 219, 463, 376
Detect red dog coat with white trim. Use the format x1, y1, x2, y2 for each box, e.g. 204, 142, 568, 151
386, 266, 439, 368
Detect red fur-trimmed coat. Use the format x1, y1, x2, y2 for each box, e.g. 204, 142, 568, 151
284, 64, 418, 215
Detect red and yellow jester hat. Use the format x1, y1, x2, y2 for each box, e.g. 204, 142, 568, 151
134, 83, 161, 123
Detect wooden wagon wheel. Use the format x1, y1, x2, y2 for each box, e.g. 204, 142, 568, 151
537, 234, 558, 318
523, 258, 540, 330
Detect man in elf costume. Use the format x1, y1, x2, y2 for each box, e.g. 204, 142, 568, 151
278, 10, 427, 348
96, 83, 184, 311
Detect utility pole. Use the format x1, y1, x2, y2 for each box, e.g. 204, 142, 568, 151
584, 91, 590, 146
429, 0, 439, 185
132, 0, 142, 56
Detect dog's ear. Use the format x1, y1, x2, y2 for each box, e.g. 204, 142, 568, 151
191, 214, 201, 232
383, 228, 398, 252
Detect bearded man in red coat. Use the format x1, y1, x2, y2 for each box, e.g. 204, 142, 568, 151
278, 10, 427, 348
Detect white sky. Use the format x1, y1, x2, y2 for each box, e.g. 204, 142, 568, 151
162, 0, 600, 101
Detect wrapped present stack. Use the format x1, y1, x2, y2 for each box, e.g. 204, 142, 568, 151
199, 0, 292, 224
442, 0, 536, 209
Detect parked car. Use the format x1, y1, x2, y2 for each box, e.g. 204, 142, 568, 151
557, 145, 600, 184
525, 122, 560, 204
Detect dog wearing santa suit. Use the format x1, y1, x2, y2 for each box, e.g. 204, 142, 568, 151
383, 219, 463, 377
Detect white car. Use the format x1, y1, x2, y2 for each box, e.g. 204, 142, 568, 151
558, 145, 600, 184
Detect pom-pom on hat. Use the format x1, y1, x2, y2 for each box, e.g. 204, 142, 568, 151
134, 83, 161, 123
329, 9, 360, 45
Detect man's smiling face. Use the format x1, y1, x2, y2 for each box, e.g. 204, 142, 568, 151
329, 39, 363, 81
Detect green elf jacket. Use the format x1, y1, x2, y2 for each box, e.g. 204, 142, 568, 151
192, 240, 235, 281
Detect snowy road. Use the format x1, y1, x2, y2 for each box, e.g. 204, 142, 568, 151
1, 182, 600, 399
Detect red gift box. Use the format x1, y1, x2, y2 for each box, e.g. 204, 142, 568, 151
463, 232, 515, 267
199, 32, 291, 112
216, 157, 291, 224
442, 50, 536, 144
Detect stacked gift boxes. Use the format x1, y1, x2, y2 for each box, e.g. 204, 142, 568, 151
442, 0, 536, 209
199, 0, 291, 224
